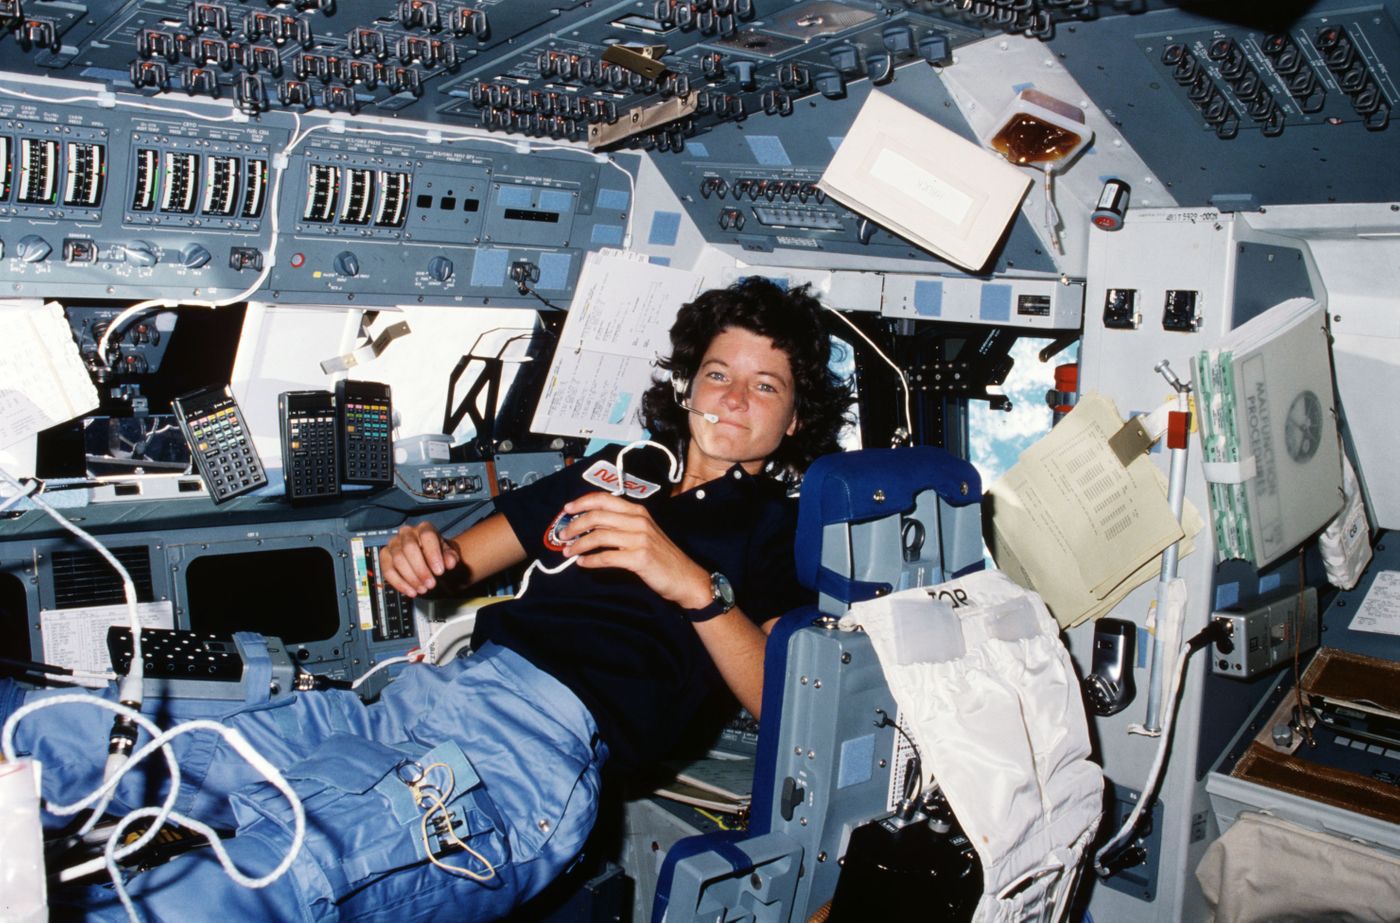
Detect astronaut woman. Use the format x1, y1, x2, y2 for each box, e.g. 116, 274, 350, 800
3, 276, 850, 920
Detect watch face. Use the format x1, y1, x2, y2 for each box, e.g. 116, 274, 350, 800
712, 572, 735, 607
1285, 391, 1323, 463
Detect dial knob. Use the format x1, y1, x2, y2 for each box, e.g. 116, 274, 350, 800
16, 235, 52, 263
334, 250, 361, 277
180, 244, 212, 269
427, 256, 454, 283
122, 240, 159, 267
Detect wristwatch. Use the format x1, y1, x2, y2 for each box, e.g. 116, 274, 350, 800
683, 571, 736, 622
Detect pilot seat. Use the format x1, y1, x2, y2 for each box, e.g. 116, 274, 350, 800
650, 445, 1101, 923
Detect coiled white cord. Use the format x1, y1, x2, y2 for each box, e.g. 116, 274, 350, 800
515, 440, 681, 598
3, 696, 306, 920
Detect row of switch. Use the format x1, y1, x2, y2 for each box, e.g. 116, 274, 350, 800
5, 236, 269, 275
468, 82, 620, 122
1163, 26, 1391, 141
131, 59, 424, 109
283, 250, 454, 282
2, 236, 213, 268
1314, 25, 1391, 129
701, 177, 825, 204
537, 51, 689, 97
1164, 40, 1285, 140
1102, 288, 1201, 332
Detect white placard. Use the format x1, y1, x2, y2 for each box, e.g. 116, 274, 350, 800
39, 601, 175, 682
1347, 570, 1400, 637
871, 147, 975, 226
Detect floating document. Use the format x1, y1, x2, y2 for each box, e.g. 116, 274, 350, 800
1193, 298, 1343, 568
530, 250, 704, 442
817, 90, 1031, 272
986, 392, 1200, 628
0, 300, 100, 451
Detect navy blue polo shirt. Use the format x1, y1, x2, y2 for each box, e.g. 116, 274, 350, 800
473, 444, 810, 772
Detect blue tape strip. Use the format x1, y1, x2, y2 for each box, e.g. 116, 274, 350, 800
497, 185, 533, 208
470, 248, 509, 287
745, 135, 792, 167
596, 187, 630, 211
538, 189, 572, 213
591, 224, 624, 246
234, 631, 271, 705
648, 211, 682, 247
537, 251, 571, 290
979, 284, 1013, 322
913, 280, 943, 317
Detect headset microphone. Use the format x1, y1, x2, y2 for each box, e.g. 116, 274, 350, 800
672, 376, 719, 424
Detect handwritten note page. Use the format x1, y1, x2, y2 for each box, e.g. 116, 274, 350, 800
531, 250, 704, 441
1348, 570, 1400, 637
0, 300, 99, 449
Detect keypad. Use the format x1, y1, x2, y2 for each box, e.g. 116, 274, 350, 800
108, 627, 243, 681
174, 386, 268, 503
343, 396, 392, 483
281, 391, 341, 501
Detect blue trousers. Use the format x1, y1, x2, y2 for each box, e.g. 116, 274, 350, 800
2, 644, 605, 921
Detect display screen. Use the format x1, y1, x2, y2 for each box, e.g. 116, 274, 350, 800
0, 571, 31, 662
185, 547, 341, 643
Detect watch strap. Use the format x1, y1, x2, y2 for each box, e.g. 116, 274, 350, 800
682, 572, 734, 623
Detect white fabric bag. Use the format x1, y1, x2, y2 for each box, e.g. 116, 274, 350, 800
840, 569, 1103, 923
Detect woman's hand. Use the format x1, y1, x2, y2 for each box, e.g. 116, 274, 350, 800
379, 521, 460, 597
559, 492, 712, 609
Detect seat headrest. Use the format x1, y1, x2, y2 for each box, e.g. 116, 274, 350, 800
795, 446, 982, 602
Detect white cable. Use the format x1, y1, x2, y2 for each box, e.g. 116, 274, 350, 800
823, 306, 914, 443
615, 439, 683, 486
15, 73, 635, 353
1093, 640, 1191, 875
515, 556, 578, 599
604, 155, 637, 249
513, 440, 681, 601
0, 467, 144, 709
6, 696, 305, 913
4, 695, 181, 867
0, 83, 245, 124
52, 669, 120, 685
0, 476, 42, 513
94, 113, 313, 364
1, 79, 266, 363
0, 85, 110, 107
420, 614, 475, 665
94, 299, 179, 368
350, 654, 413, 691
97, 716, 306, 920
1042, 165, 1064, 256
91, 111, 640, 360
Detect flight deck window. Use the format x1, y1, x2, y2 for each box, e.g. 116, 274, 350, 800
968, 337, 1076, 487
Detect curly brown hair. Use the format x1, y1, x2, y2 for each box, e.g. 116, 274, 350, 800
640, 277, 852, 486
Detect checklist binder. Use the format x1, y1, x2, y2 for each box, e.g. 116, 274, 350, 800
1193, 298, 1343, 568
